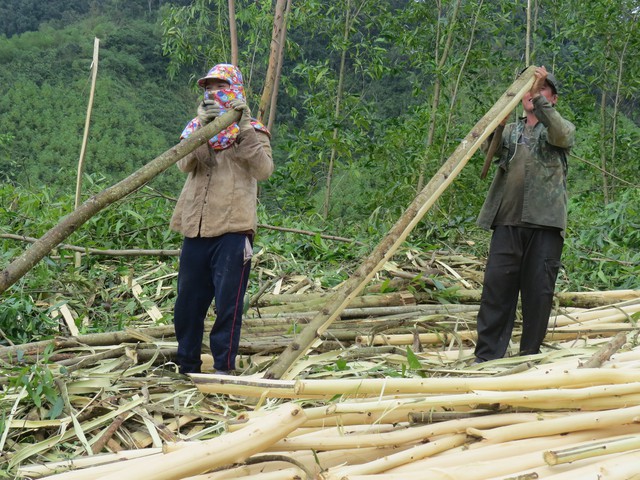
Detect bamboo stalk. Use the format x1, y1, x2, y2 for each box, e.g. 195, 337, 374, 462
257, 292, 416, 314
522, 449, 640, 480
310, 383, 640, 418
386, 426, 640, 474
579, 331, 628, 368
271, 413, 558, 451
17, 449, 162, 478
360, 330, 477, 346
193, 369, 640, 399
424, 289, 640, 308
320, 433, 468, 479
550, 302, 640, 327
180, 446, 407, 479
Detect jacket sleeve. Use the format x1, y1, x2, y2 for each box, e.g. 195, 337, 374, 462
233, 129, 274, 181
533, 95, 575, 149
176, 143, 212, 173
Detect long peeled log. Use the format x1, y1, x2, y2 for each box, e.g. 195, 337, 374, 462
91, 403, 305, 480
0, 110, 241, 295
264, 66, 536, 380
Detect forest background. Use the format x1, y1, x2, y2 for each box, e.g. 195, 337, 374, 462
0, 0, 638, 344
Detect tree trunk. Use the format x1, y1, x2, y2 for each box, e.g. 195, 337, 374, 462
0, 111, 240, 295
263, 67, 537, 380
228, 0, 238, 66
323, 0, 351, 219
417, 0, 462, 191
257, 0, 287, 122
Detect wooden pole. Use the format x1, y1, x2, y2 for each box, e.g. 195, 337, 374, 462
263, 66, 537, 380
0, 110, 240, 295
228, 0, 238, 66
75, 37, 100, 267
267, 0, 291, 132
257, 0, 287, 122
94, 403, 306, 480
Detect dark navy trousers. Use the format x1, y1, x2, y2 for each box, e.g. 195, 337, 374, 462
174, 233, 251, 374
474, 226, 563, 361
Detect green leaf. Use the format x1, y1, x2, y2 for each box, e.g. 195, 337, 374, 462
406, 346, 422, 370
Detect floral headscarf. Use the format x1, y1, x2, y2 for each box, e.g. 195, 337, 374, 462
180, 64, 269, 150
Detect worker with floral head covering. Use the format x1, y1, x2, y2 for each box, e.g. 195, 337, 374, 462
171, 63, 274, 375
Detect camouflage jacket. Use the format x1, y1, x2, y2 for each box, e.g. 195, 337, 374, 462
477, 95, 575, 234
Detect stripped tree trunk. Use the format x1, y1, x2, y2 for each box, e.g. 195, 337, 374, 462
417, 0, 462, 191
323, 0, 351, 219
267, 0, 292, 132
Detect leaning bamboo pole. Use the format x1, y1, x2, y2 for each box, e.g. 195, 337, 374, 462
0, 110, 240, 295
263, 66, 537, 380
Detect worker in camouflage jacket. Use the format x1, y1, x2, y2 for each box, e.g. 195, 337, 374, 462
474, 65, 576, 362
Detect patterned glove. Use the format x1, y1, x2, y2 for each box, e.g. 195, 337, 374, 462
197, 100, 221, 125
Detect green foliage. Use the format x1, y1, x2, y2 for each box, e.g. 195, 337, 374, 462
1, 345, 64, 428
564, 188, 640, 291
0, 8, 193, 195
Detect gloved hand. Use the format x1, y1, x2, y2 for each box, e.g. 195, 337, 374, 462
229, 98, 253, 132
197, 100, 221, 125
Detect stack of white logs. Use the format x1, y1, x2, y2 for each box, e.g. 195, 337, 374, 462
13, 300, 638, 479
23, 337, 640, 480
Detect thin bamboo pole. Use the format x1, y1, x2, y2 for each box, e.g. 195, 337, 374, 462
385, 426, 640, 473
271, 413, 558, 452
528, 449, 640, 480
320, 434, 468, 480
193, 369, 640, 399
228, 0, 238, 66
17, 449, 162, 478
544, 434, 640, 466
264, 66, 537, 379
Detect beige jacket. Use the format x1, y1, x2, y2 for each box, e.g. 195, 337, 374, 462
170, 129, 273, 238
